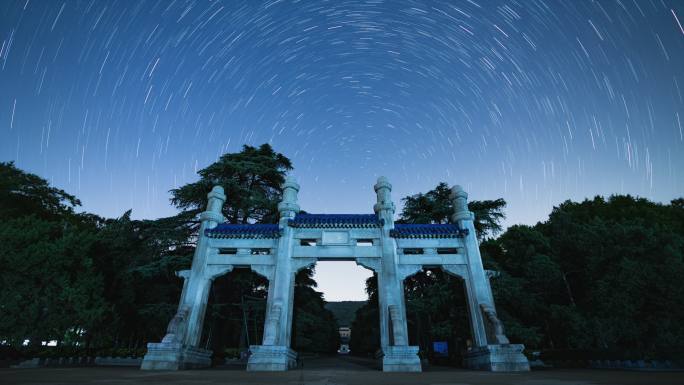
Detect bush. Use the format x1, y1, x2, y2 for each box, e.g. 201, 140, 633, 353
0, 345, 24, 360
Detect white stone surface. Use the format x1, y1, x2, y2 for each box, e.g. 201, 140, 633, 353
141, 342, 212, 370
463, 344, 531, 372
382, 346, 422, 372
246, 345, 297, 371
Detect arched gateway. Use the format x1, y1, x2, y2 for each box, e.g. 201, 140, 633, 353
141, 177, 530, 372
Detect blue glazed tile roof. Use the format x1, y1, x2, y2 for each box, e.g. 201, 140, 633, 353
288, 213, 383, 228
390, 224, 468, 238
205, 223, 281, 238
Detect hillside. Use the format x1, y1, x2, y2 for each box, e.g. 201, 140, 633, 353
325, 301, 365, 327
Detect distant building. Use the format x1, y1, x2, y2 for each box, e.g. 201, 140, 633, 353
338, 327, 351, 354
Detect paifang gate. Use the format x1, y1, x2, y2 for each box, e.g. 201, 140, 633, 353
140, 177, 530, 372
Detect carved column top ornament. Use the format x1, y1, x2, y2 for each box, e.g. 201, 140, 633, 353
207, 185, 226, 207
278, 176, 300, 225
201, 185, 227, 227
374, 176, 395, 226
450, 184, 474, 222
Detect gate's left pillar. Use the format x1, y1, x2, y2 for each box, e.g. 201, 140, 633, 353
141, 186, 227, 370
247, 177, 299, 371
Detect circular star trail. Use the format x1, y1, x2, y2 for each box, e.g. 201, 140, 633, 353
0, 0, 683, 226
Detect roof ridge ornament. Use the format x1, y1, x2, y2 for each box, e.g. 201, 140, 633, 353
199, 185, 226, 228
450, 184, 474, 222
374, 176, 395, 227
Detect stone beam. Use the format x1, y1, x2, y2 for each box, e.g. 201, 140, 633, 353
292, 245, 381, 258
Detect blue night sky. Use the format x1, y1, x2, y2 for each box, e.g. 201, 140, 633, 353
1, 1, 683, 300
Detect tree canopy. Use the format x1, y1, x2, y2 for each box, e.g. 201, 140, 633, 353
350, 183, 684, 364
3, 158, 682, 364
0, 161, 80, 220
398, 182, 506, 240
0, 145, 339, 360
170, 143, 292, 224
489, 196, 684, 358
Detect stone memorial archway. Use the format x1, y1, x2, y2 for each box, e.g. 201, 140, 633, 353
141, 177, 530, 372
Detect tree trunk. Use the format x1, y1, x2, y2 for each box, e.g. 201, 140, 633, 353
561, 272, 577, 306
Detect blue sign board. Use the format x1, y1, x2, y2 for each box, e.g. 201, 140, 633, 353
433, 341, 448, 357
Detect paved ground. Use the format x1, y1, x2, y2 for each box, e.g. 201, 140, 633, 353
2, 355, 682, 385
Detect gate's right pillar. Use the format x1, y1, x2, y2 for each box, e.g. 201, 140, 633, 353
450, 185, 530, 372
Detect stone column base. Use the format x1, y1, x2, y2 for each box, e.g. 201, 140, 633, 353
382, 346, 422, 372
246, 345, 297, 371
140, 342, 212, 370
463, 344, 530, 372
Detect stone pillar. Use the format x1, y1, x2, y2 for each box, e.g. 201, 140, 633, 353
141, 186, 226, 370
451, 185, 529, 372
374, 177, 421, 372
184, 186, 226, 347
247, 177, 299, 371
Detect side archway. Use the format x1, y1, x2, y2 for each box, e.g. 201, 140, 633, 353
402, 266, 474, 367
201, 267, 269, 363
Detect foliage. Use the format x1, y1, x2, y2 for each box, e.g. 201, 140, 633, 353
398, 182, 506, 240
0, 145, 343, 359
351, 182, 684, 362
325, 301, 365, 327
203, 269, 269, 355
292, 268, 340, 353
403, 269, 471, 360
493, 196, 684, 356
349, 275, 380, 355
86, 210, 189, 347
0, 161, 80, 220
0, 216, 105, 346
170, 143, 292, 224
0, 161, 185, 350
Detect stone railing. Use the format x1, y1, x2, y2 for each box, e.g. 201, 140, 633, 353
13, 356, 143, 368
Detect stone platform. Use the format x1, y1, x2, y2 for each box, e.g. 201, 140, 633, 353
140, 342, 212, 370
463, 344, 530, 372
246, 345, 297, 371
382, 346, 422, 372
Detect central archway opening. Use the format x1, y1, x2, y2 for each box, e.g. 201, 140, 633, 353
315, 261, 373, 355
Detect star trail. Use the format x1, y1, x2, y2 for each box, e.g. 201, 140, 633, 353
1, 0, 683, 229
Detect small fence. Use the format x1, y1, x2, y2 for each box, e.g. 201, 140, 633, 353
13, 356, 143, 368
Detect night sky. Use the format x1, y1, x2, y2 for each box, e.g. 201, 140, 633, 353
1, 1, 683, 299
